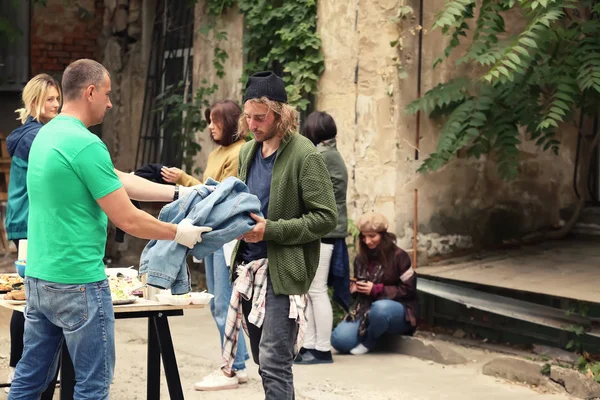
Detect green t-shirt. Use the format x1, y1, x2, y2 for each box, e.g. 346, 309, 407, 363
26, 115, 123, 284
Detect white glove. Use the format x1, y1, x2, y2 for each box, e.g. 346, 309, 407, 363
175, 219, 212, 249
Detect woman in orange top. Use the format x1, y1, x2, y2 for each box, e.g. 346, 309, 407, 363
162, 100, 250, 391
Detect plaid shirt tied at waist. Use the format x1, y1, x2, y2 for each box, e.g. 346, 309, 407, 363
221, 258, 307, 374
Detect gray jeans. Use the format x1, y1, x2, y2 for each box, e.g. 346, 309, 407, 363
242, 274, 298, 400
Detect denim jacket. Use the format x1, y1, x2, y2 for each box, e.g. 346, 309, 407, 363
139, 177, 262, 294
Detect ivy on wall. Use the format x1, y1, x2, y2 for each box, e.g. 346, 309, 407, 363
237, 0, 325, 111
161, 0, 325, 172
199, 0, 325, 111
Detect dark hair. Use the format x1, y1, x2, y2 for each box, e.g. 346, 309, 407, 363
356, 231, 398, 273
62, 59, 109, 101
204, 100, 242, 146
301, 111, 337, 145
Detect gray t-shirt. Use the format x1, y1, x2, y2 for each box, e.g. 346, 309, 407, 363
241, 145, 276, 262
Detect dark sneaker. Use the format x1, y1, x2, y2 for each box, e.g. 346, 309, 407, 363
294, 349, 334, 365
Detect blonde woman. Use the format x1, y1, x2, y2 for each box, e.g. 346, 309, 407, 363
5, 73, 61, 398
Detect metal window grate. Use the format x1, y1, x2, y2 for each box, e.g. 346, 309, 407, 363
135, 0, 194, 170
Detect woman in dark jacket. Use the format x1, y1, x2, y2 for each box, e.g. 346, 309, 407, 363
5, 73, 61, 397
331, 211, 418, 355
296, 111, 349, 365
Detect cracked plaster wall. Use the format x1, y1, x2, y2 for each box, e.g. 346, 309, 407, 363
317, 0, 578, 256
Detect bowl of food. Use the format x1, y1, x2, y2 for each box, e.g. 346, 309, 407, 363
14, 260, 26, 278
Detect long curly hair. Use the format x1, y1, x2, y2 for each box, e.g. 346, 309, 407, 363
238, 97, 300, 140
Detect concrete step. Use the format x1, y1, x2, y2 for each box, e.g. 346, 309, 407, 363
573, 207, 600, 236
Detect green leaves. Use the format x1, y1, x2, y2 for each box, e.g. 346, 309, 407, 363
537, 82, 576, 131
576, 28, 600, 93
408, 0, 600, 179
432, 0, 476, 31
406, 78, 470, 115
238, 0, 324, 111
482, 8, 563, 84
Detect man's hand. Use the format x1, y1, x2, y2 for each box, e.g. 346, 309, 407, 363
350, 282, 358, 294
175, 219, 212, 249
161, 167, 183, 183
242, 213, 266, 243
356, 281, 374, 295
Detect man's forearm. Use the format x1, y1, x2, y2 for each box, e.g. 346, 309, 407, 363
118, 207, 178, 240
115, 169, 175, 202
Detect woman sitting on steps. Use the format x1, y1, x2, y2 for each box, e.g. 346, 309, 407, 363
331, 211, 419, 355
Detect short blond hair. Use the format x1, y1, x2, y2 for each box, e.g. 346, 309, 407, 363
238, 97, 300, 140
15, 74, 61, 124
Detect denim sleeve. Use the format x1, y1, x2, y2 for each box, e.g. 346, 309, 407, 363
263, 153, 337, 245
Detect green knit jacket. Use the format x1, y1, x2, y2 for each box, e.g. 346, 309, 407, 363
233, 133, 338, 295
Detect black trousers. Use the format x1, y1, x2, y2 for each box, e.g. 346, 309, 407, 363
9, 239, 58, 399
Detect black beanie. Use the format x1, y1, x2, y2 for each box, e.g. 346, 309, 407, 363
242, 71, 288, 104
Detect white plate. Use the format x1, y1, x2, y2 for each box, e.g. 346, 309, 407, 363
112, 297, 138, 305
189, 292, 214, 305
3, 299, 25, 305
155, 293, 192, 306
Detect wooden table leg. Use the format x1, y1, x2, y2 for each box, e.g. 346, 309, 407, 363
148, 316, 161, 400
154, 313, 184, 400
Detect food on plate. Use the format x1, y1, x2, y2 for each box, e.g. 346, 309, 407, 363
108, 273, 143, 301
0, 274, 23, 292
155, 292, 192, 305
4, 289, 25, 301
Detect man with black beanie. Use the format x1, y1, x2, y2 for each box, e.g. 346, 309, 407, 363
220, 71, 337, 399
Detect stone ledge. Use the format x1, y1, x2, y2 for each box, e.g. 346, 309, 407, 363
482, 357, 600, 399
550, 366, 600, 399
375, 335, 469, 365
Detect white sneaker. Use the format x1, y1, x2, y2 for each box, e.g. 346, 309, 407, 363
350, 344, 370, 355
194, 369, 239, 391
235, 368, 249, 384
5, 367, 14, 394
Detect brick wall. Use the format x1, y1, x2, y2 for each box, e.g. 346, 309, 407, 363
30, 0, 105, 76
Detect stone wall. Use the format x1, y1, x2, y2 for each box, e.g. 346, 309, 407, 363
30, 0, 104, 76
99, 0, 156, 264
191, 1, 244, 177
100, 0, 154, 171
317, 0, 578, 257
182, 1, 579, 258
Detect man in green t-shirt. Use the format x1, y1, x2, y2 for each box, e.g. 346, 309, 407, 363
8, 59, 210, 400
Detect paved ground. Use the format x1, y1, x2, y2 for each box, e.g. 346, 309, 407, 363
0, 307, 573, 400
419, 238, 600, 303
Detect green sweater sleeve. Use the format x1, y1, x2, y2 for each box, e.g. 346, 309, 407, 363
263, 152, 338, 245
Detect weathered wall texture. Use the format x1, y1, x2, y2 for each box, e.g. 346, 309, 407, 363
30, 0, 104, 76
99, 0, 156, 264
191, 1, 244, 177
100, 0, 154, 171
317, 0, 578, 256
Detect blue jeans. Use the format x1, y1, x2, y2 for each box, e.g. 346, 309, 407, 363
331, 300, 411, 353
242, 273, 297, 400
205, 248, 249, 371
9, 277, 115, 400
